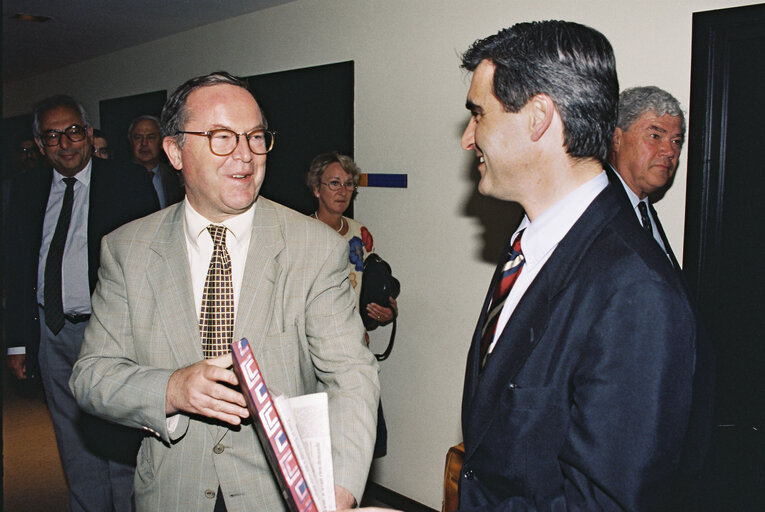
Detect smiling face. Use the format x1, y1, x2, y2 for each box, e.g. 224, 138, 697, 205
314, 162, 354, 216
130, 119, 162, 169
163, 83, 266, 222
461, 60, 535, 203
611, 112, 684, 199
36, 106, 93, 177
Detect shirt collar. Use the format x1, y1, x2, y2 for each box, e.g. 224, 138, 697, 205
613, 169, 647, 210
513, 171, 609, 269
53, 158, 92, 186
184, 200, 256, 249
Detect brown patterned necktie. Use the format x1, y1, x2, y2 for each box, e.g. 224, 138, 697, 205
200, 225, 234, 358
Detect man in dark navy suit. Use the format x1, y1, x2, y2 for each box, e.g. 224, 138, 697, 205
607, 86, 686, 272
457, 21, 711, 511
3, 95, 158, 512
128, 114, 184, 208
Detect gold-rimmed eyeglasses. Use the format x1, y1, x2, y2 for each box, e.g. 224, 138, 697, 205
176, 128, 276, 156
321, 179, 357, 191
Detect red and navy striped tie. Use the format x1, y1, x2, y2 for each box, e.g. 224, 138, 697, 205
480, 230, 525, 369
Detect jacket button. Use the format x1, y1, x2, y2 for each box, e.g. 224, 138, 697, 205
463, 469, 474, 480
204, 489, 216, 499
213, 444, 224, 454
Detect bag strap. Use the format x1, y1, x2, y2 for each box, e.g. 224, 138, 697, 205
374, 318, 396, 361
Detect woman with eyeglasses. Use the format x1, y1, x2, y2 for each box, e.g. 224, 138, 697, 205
306, 151, 398, 323
306, 151, 397, 457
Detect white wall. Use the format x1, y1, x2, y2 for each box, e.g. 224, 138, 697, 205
4, 0, 754, 507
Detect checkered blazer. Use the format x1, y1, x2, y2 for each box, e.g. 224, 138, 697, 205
71, 197, 379, 512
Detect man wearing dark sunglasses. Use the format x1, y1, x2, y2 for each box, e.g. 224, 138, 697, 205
3, 94, 158, 512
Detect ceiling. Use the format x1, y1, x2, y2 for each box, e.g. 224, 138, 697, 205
2, 0, 296, 83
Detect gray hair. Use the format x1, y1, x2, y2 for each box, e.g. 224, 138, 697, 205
306, 151, 361, 190
127, 114, 161, 139
617, 86, 685, 134
32, 95, 91, 139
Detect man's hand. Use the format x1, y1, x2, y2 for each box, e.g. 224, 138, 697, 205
335, 508, 402, 512
7, 354, 27, 380
334, 485, 357, 510
165, 353, 249, 425
333, 485, 402, 511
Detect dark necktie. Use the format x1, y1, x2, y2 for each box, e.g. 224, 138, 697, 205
44, 177, 77, 334
200, 225, 235, 358
638, 201, 653, 235
480, 230, 525, 369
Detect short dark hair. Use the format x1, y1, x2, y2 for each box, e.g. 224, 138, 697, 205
617, 86, 685, 134
461, 20, 618, 163
32, 95, 91, 140
160, 71, 268, 146
92, 128, 107, 139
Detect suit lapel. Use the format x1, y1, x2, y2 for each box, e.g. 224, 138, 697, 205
233, 198, 285, 352
463, 187, 622, 457
606, 163, 681, 269
463, 237, 513, 410
649, 203, 681, 272
147, 204, 202, 367
29, 168, 53, 258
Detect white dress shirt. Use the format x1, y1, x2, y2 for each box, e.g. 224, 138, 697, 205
37, 160, 92, 315
612, 170, 668, 254
183, 200, 255, 318
166, 200, 256, 432
488, 171, 609, 355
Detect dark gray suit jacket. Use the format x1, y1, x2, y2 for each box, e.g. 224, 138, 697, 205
2, 157, 158, 377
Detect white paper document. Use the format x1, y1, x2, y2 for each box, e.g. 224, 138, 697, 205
273, 392, 336, 512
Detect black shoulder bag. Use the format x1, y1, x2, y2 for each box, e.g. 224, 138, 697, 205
359, 253, 400, 361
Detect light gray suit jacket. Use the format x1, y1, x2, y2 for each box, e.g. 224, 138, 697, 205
70, 198, 379, 512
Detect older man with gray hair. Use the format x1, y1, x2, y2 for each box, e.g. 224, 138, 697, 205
607, 86, 686, 269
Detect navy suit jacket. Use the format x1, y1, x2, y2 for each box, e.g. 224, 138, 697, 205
459, 184, 707, 511
604, 163, 715, 506
2, 157, 158, 377
604, 163, 681, 272
157, 162, 185, 207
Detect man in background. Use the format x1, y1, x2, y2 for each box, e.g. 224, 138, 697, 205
3, 95, 158, 511
129, 114, 184, 208
457, 21, 710, 510
92, 128, 111, 159
607, 85, 715, 506
607, 86, 685, 270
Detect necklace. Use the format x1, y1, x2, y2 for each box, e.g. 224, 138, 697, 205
313, 212, 344, 233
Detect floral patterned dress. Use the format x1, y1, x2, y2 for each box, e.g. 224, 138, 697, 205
342, 216, 388, 456
342, 217, 374, 305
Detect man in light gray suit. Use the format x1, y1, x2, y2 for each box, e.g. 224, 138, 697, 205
70, 72, 379, 512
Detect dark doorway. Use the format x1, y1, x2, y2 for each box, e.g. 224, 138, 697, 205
99, 90, 167, 162
246, 61, 354, 216
684, 3, 765, 510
